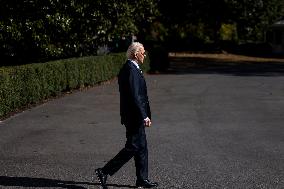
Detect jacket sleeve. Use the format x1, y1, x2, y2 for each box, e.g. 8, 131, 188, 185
129, 69, 148, 120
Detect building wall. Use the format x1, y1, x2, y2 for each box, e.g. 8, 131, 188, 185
267, 27, 284, 54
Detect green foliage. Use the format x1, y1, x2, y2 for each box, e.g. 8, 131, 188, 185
0, 53, 150, 118
220, 23, 238, 41
229, 0, 284, 42
158, 0, 284, 45
1, 0, 282, 60
0, 0, 159, 65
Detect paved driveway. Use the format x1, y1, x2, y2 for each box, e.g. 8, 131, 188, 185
0, 58, 283, 188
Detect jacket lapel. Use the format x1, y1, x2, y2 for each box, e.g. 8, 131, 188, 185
127, 60, 144, 78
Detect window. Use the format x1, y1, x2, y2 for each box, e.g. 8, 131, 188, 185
275, 30, 282, 45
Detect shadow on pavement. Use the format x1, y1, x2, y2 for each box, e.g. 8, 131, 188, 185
163, 56, 284, 76
0, 176, 137, 188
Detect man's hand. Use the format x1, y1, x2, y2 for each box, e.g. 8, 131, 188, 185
144, 117, 152, 127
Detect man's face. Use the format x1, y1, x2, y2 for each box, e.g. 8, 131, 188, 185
136, 47, 146, 64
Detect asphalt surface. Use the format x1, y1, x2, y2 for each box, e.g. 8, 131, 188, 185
0, 59, 284, 189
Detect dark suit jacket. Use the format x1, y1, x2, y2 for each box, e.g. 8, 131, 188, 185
118, 60, 151, 125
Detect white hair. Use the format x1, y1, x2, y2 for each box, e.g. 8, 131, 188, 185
126, 42, 144, 59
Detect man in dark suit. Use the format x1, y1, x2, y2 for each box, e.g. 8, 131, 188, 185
95, 42, 158, 189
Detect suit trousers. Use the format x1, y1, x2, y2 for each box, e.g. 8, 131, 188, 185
102, 122, 148, 181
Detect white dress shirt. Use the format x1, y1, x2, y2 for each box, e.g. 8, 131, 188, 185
129, 59, 142, 73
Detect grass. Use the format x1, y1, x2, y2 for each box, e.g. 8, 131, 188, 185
169, 52, 284, 63
167, 52, 284, 76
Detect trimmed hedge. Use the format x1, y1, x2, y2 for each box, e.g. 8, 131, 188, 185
0, 53, 150, 118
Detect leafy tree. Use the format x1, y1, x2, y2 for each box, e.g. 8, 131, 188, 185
158, 0, 284, 47
229, 0, 284, 42
0, 0, 159, 65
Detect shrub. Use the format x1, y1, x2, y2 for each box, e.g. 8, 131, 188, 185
0, 53, 150, 118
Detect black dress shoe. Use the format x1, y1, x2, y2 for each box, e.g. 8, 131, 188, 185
95, 168, 108, 189
136, 179, 158, 188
